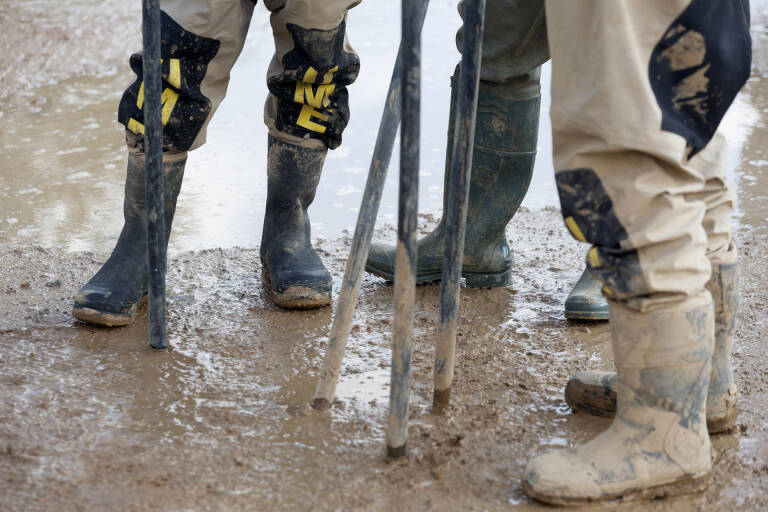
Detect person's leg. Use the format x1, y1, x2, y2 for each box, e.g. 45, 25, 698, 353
260, 0, 361, 308
523, 0, 750, 504
365, 0, 548, 287
73, 0, 255, 326
564, 135, 742, 433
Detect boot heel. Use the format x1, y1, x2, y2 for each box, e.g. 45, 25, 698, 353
72, 295, 147, 327
706, 407, 739, 434
463, 268, 512, 288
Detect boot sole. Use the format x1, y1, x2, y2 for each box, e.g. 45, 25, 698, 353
522, 472, 710, 506
261, 268, 331, 310
273, 286, 332, 309
564, 308, 610, 321
707, 406, 739, 434
72, 296, 146, 327
365, 263, 512, 288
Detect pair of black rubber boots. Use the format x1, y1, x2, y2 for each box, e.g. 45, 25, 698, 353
72, 136, 332, 326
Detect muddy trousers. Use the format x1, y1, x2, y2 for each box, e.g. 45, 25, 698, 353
467, 0, 745, 319
110, 0, 361, 311
545, 0, 750, 313
468, 0, 746, 318
522, 2, 750, 504
117, 0, 361, 158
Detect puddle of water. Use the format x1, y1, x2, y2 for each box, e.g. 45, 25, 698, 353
0, 0, 761, 253
0, 0, 557, 255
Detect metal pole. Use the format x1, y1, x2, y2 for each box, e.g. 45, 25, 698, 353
386, 0, 421, 459
142, 0, 168, 350
433, 0, 485, 412
313, 0, 430, 412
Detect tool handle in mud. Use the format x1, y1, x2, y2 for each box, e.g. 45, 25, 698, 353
386, 0, 423, 459
434, 0, 485, 412
312, 0, 430, 411
142, 0, 168, 350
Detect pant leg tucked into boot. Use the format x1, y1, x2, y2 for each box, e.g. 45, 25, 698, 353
563, 263, 740, 433
533, 0, 750, 504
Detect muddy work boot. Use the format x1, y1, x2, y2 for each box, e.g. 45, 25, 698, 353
563, 263, 739, 433
365, 74, 539, 287
564, 266, 609, 321
73, 153, 186, 326
523, 295, 714, 505
261, 136, 332, 309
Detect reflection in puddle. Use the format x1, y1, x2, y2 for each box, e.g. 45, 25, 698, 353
0, 1, 558, 256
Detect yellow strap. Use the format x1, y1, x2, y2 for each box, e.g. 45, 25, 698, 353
564, 216, 587, 243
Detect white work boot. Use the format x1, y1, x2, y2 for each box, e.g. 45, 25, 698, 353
563, 263, 739, 433
523, 293, 714, 505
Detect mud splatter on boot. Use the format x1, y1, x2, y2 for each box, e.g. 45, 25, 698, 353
563, 264, 740, 433
72, 153, 186, 326
524, 294, 714, 505
704, 262, 739, 432
261, 136, 331, 309
365, 72, 539, 287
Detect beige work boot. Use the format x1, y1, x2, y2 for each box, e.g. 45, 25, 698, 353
522, 294, 714, 505
705, 262, 739, 432
563, 263, 739, 433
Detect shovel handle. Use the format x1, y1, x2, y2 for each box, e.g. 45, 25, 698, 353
433, 0, 486, 411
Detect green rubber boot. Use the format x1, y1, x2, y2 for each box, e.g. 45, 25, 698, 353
365, 72, 539, 287
564, 263, 740, 434
564, 266, 610, 321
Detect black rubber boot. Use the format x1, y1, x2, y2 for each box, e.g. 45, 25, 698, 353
564, 266, 610, 321
73, 153, 186, 326
365, 72, 539, 287
261, 136, 332, 309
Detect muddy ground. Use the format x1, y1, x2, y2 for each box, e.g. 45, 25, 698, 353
2, 1, 768, 511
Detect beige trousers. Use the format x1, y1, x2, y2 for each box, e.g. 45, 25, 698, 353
458, 0, 548, 95
545, 0, 750, 311
118, 0, 361, 155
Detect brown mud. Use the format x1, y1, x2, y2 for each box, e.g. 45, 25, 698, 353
2, 204, 767, 511
2, 1, 768, 511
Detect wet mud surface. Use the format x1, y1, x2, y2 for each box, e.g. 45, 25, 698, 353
0, 0, 554, 254
0, 1, 140, 112
2, 206, 768, 511
2, 1, 768, 511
